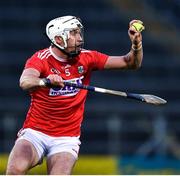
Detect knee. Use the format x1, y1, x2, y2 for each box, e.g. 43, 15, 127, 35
6, 159, 31, 175
6, 139, 39, 174
6, 163, 27, 175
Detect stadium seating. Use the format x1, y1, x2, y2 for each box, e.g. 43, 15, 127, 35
0, 0, 179, 161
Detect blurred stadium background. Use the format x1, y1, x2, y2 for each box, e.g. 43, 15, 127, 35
0, 0, 180, 174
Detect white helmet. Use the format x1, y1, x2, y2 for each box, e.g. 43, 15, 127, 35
46, 16, 83, 50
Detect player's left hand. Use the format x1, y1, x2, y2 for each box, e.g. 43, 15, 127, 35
128, 20, 142, 45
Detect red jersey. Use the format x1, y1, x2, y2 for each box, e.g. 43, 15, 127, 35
23, 47, 108, 137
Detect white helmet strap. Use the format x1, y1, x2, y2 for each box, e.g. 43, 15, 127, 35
54, 32, 69, 50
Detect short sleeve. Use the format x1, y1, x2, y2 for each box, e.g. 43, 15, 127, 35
25, 53, 44, 72
91, 51, 109, 70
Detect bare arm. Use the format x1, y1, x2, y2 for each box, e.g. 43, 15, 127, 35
104, 20, 143, 70
19, 68, 42, 91
19, 68, 64, 91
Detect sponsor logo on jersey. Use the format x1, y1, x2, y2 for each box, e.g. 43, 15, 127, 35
49, 76, 84, 96
50, 68, 61, 74
65, 64, 71, 69
61, 64, 71, 70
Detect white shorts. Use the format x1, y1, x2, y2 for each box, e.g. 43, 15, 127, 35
16, 128, 81, 163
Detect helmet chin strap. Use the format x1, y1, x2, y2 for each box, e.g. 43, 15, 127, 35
54, 43, 83, 58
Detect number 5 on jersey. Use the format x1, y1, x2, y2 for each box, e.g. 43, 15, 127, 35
65, 68, 71, 76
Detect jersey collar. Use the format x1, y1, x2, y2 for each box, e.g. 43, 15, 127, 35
49, 46, 68, 62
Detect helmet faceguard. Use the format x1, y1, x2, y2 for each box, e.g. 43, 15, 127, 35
46, 16, 84, 57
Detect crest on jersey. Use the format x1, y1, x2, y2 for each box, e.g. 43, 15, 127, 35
78, 66, 84, 74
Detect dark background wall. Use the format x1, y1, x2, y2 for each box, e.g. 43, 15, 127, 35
0, 0, 180, 163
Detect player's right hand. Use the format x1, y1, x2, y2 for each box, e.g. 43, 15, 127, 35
47, 74, 64, 88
